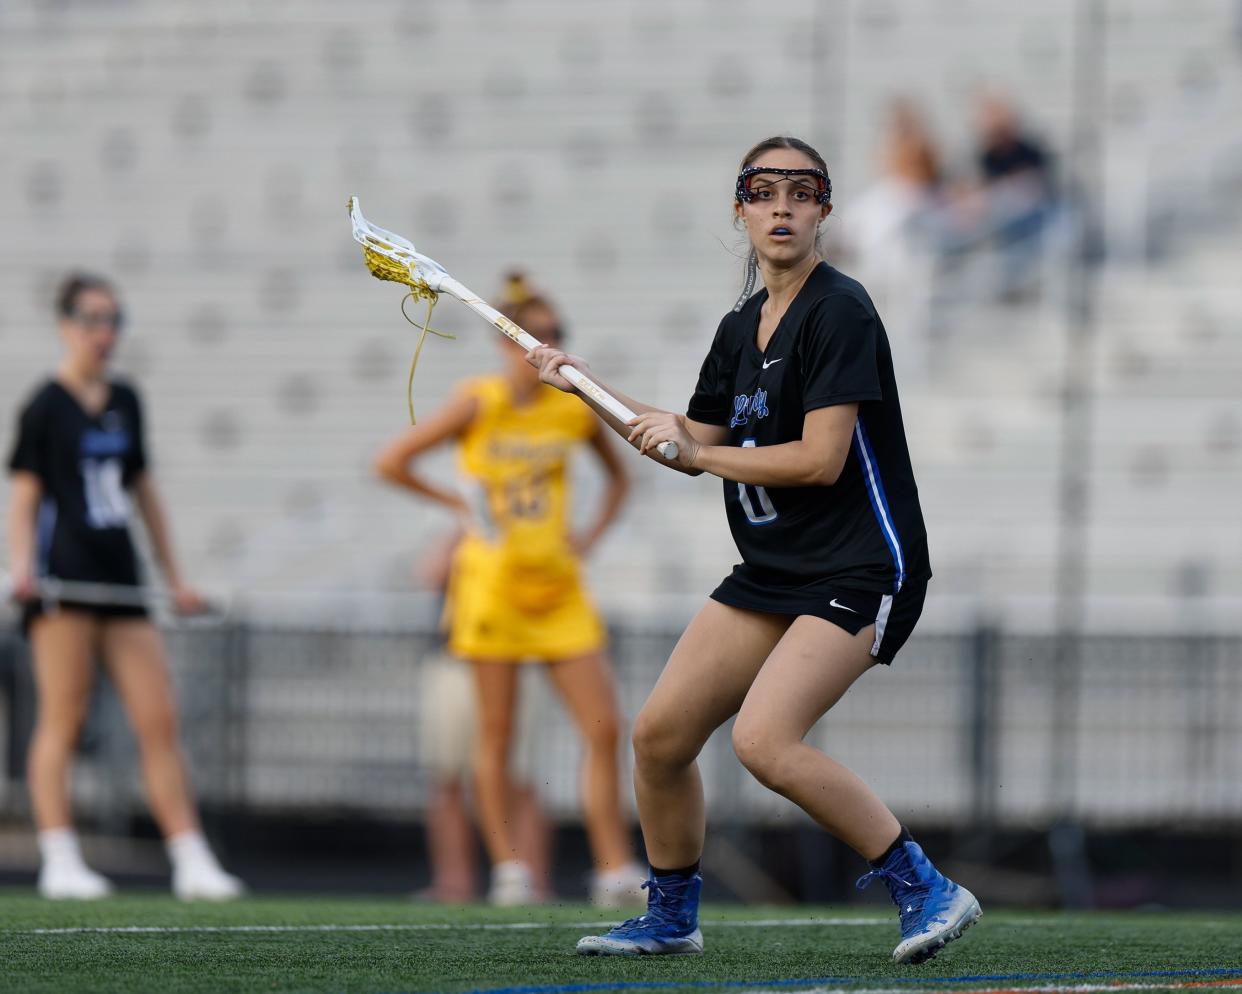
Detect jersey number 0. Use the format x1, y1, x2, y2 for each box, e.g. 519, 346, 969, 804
738, 439, 778, 525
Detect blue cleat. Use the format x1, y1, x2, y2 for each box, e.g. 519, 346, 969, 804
576, 872, 705, 956
856, 841, 982, 965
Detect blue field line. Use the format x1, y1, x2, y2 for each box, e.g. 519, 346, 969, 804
431, 965, 1242, 994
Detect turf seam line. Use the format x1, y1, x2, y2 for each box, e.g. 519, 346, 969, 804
444, 967, 1242, 994
738, 981, 1242, 994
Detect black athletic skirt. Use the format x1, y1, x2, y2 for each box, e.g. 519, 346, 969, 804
21, 599, 148, 638
710, 564, 927, 665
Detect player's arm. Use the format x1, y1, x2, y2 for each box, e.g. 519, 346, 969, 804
526, 346, 727, 476
574, 425, 630, 556
133, 472, 209, 613
632, 404, 859, 488
373, 391, 479, 512
5, 471, 42, 600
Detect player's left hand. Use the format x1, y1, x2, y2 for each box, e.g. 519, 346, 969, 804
627, 412, 700, 468
526, 346, 589, 393
171, 582, 211, 616
570, 527, 610, 557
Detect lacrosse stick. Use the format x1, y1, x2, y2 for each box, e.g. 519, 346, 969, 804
347, 197, 677, 461
0, 570, 225, 618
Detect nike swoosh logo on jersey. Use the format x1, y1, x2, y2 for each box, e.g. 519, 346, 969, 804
829, 598, 858, 614
761, 357, 783, 369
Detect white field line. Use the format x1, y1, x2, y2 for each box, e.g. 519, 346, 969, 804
14, 914, 1170, 937
19, 917, 892, 936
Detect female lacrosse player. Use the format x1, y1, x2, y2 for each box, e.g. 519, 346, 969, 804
375, 282, 645, 907
529, 138, 981, 964
413, 529, 555, 904
6, 273, 244, 900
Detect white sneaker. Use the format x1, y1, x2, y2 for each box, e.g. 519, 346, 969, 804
590, 862, 648, 908
38, 861, 114, 900
172, 861, 247, 901
488, 860, 536, 907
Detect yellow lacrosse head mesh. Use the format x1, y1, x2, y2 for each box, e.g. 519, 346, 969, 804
361, 243, 438, 301
349, 200, 455, 423
362, 244, 413, 284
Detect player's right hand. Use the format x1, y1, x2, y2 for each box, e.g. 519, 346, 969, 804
526, 345, 589, 393
171, 582, 212, 616
7, 566, 38, 603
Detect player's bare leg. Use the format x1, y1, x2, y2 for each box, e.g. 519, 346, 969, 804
102, 621, 196, 835
545, 650, 645, 905
732, 615, 980, 964
632, 601, 789, 869
470, 659, 535, 903
578, 601, 788, 954
104, 619, 244, 900
27, 613, 113, 899
424, 779, 478, 902
28, 614, 97, 833
545, 651, 629, 868
730, 617, 898, 855
470, 659, 521, 862
512, 783, 553, 901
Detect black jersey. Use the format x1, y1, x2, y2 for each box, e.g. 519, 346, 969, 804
7, 379, 148, 588
687, 262, 930, 593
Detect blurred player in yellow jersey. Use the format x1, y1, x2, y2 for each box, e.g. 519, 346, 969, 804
376, 277, 644, 906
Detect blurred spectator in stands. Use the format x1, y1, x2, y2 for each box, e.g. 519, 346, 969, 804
914, 92, 1059, 313
971, 93, 1056, 302
836, 98, 944, 380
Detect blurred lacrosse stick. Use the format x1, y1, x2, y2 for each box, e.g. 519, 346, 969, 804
347, 197, 677, 460
0, 570, 225, 619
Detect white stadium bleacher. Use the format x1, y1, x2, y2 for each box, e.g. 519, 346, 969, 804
0, 0, 1239, 632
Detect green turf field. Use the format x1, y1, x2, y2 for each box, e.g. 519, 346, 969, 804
0, 891, 1239, 994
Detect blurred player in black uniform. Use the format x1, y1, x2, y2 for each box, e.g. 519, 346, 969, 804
6, 273, 244, 900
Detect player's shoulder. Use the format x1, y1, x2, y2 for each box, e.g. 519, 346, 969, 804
538, 382, 581, 410
715, 291, 764, 343
801, 265, 877, 318
15, 378, 61, 420
108, 377, 144, 408
456, 374, 507, 405
793, 268, 882, 344
538, 383, 596, 436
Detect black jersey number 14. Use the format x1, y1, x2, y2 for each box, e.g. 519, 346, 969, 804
81, 458, 132, 529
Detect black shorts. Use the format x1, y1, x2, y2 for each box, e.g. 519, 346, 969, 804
21, 599, 149, 638
710, 564, 927, 665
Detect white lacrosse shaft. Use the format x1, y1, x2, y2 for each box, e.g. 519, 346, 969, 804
348, 198, 678, 461
443, 278, 679, 461
0, 570, 222, 614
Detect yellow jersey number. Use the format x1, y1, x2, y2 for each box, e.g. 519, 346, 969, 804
502, 468, 553, 522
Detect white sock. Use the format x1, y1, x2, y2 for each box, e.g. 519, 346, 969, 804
493, 860, 529, 877
166, 830, 220, 872
38, 828, 87, 868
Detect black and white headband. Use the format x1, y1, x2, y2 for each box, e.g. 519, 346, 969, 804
735, 165, 832, 205
731, 166, 833, 311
